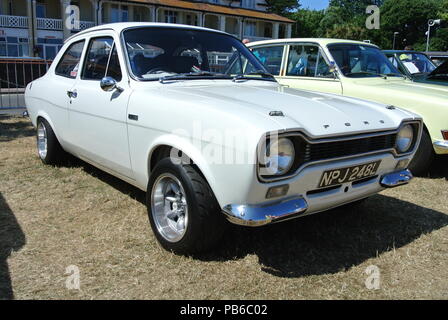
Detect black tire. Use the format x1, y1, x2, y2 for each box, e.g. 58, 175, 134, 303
146, 158, 226, 254
408, 130, 434, 176
36, 118, 66, 165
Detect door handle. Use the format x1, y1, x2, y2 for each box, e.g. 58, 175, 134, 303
67, 90, 77, 98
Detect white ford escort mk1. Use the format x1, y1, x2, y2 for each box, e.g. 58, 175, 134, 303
25, 23, 422, 254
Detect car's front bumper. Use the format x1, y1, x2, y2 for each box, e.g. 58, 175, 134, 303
433, 140, 448, 154
222, 169, 413, 227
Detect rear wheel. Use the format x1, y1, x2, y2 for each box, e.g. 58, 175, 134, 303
147, 158, 225, 254
408, 130, 434, 176
36, 118, 65, 165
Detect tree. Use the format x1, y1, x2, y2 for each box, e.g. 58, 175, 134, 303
265, 0, 300, 15
377, 0, 444, 49
329, 0, 384, 15
325, 23, 369, 40
291, 9, 325, 37
319, 6, 348, 32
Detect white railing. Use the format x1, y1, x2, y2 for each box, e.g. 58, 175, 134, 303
0, 15, 28, 28
37, 17, 63, 30
79, 20, 96, 30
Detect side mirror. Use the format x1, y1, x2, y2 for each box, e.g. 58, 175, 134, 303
100, 76, 122, 92
328, 61, 339, 79
329, 61, 337, 74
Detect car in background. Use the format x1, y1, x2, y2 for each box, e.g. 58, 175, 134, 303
384, 50, 448, 86
25, 24, 421, 254
247, 39, 448, 175
426, 51, 448, 66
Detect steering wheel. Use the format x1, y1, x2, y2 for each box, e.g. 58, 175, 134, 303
147, 66, 171, 74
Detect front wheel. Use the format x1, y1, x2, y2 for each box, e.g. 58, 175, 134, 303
146, 158, 225, 254
408, 130, 434, 176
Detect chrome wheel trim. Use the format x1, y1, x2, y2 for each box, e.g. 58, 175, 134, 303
37, 122, 48, 160
151, 173, 189, 243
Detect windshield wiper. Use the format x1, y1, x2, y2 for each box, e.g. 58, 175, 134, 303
232, 70, 276, 82
382, 73, 409, 79
159, 71, 232, 83
344, 71, 384, 78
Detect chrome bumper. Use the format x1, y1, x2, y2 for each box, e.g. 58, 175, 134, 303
223, 169, 413, 227
222, 197, 308, 227
434, 141, 448, 154
380, 169, 413, 188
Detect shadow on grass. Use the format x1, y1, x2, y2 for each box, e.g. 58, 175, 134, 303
62, 158, 448, 278
0, 193, 26, 299
200, 195, 448, 278
428, 155, 448, 180
0, 115, 34, 142
62, 156, 147, 204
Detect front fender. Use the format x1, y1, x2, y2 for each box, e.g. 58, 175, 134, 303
128, 125, 259, 207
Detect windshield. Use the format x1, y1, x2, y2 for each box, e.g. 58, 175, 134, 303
123, 27, 271, 81
396, 52, 436, 74
328, 44, 401, 78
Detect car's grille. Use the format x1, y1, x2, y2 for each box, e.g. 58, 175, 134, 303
303, 133, 397, 162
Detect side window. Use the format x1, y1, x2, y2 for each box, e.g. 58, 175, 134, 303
388, 56, 398, 68
251, 46, 284, 76
106, 45, 122, 81
286, 44, 332, 78
55, 40, 85, 78
82, 37, 114, 80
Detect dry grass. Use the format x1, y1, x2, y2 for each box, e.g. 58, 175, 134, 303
1, 115, 448, 300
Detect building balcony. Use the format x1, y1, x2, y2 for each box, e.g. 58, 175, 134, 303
0, 15, 29, 28
36, 17, 63, 30
36, 17, 95, 31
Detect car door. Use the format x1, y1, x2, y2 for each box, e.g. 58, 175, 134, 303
50, 39, 85, 145
67, 33, 133, 179
276, 43, 343, 95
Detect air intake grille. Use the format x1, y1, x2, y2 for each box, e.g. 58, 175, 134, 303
303, 133, 397, 162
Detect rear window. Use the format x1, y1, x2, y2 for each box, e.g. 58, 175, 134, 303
55, 40, 85, 78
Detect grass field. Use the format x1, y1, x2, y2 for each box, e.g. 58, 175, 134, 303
1, 115, 447, 300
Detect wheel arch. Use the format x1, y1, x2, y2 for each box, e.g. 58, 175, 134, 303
146, 139, 219, 203
36, 112, 62, 143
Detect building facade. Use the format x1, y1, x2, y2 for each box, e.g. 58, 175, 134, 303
0, 0, 293, 59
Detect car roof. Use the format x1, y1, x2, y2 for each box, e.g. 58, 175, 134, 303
383, 50, 425, 54
246, 38, 379, 48
65, 22, 228, 43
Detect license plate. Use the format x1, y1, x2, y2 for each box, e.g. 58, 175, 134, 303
318, 160, 381, 188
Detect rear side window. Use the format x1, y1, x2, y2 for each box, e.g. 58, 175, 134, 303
55, 40, 85, 78
286, 44, 332, 78
251, 46, 284, 76
82, 37, 122, 81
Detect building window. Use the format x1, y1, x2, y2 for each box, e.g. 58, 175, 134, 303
36, 3, 46, 18
244, 21, 256, 36
0, 37, 30, 57
242, 0, 255, 9
37, 37, 63, 60
185, 14, 198, 26
110, 4, 128, 23
164, 10, 178, 24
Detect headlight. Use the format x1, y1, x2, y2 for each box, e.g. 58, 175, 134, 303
396, 124, 414, 153
261, 137, 295, 176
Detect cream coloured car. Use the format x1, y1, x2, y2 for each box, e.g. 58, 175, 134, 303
247, 39, 448, 175
25, 24, 421, 253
